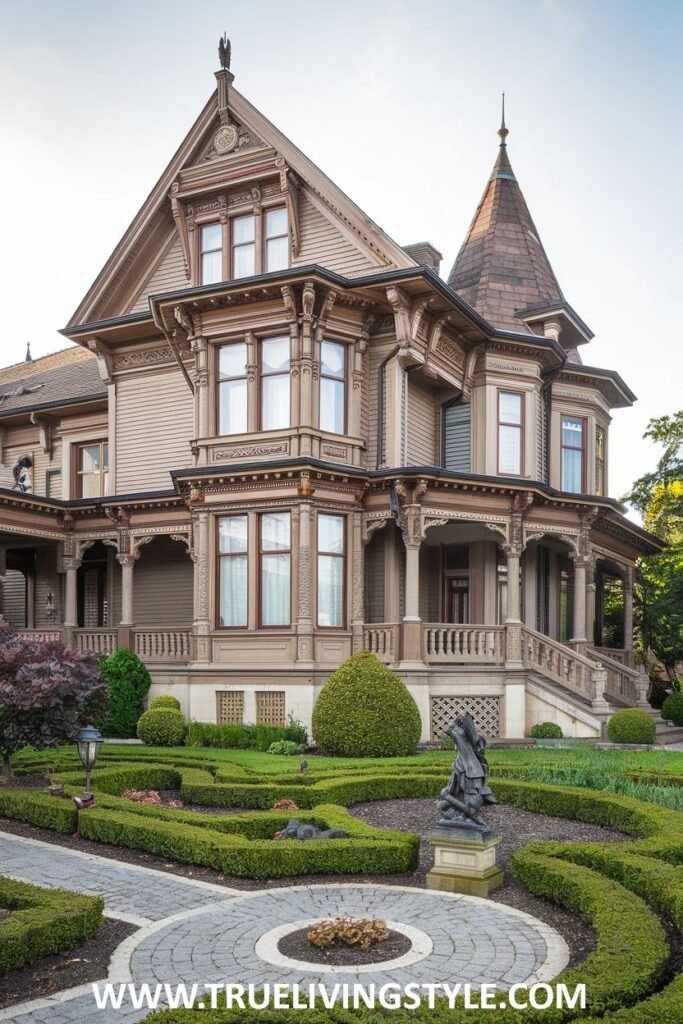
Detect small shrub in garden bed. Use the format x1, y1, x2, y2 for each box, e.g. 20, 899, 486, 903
0, 876, 103, 971
607, 708, 656, 745
307, 917, 388, 949
267, 740, 304, 755
661, 691, 683, 726
185, 719, 308, 751
101, 648, 151, 738
530, 722, 563, 739
272, 799, 299, 810
148, 695, 182, 711
137, 708, 186, 746
312, 651, 421, 757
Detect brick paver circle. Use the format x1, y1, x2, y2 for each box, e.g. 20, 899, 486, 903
129, 884, 569, 991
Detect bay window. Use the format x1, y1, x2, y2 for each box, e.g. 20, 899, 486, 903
218, 516, 248, 627
319, 340, 346, 434
232, 214, 256, 278
498, 392, 523, 475
317, 514, 345, 628
260, 337, 290, 430
75, 441, 109, 498
200, 223, 222, 285
265, 208, 289, 272
218, 343, 248, 435
260, 512, 291, 626
561, 416, 586, 493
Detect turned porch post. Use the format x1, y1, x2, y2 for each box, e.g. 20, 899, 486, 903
400, 501, 423, 665
192, 509, 211, 663
117, 552, 138, 627
295, 501, 314, 664
351, 511, 365, 652
570, 554, 589, 651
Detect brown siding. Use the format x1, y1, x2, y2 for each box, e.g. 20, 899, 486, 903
34, 548, 63, 627
134, 536, 193, 626
293, 193, 379, 276
3, 570, 26, 627
364, 533, 385, 622
115, 369, 193, 492
407, 377, 436, 465
128, 236, 188, 313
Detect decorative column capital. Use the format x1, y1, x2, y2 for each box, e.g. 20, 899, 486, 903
62, 556, 81, 572
116, 553, 139, 568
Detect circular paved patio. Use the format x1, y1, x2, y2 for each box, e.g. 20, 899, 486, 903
127, 884, 569, 992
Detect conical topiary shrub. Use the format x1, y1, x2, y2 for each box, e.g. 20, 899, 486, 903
312, 650, 422, 757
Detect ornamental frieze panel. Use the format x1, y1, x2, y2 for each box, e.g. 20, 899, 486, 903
211, 442, 290, 461
113, 346, 192, 371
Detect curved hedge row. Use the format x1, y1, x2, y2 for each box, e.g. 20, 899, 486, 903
0, 876, 103, 972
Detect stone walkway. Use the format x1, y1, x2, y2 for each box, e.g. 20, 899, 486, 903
0, 832, 569, 1023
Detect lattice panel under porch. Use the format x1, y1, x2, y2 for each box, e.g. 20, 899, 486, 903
430, 695, 501, 740
255, 690, 286, 727
217, 690, 245, 725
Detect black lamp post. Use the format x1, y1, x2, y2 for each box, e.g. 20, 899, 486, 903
75, 725, 103, 806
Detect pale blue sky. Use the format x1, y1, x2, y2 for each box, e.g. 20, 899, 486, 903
0, 0, 680, 506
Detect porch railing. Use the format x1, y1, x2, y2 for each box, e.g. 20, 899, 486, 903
591, 646, 632, 668
76, 629, 118, 657
15, 629, 64, 643
134, 629, 192, 662
521, 626, 599, 703
363, 624, 399, 663
588, 646, 640, 706
424, 625, 506, 664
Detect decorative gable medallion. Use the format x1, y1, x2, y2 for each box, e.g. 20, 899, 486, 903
213, 124, 238, 155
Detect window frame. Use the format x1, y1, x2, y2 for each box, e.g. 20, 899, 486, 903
496, 390, 525, 477
319, 339, 348, 436
258, 511, 292, 629
316, 512, 347, 630
230, 212, 257, 280
215, 341, 249, 437
595, 425, 606, 496
561, 415, 587, 493
216, 514, 249, 630
73, 439, 109, 499
199, 221, 224, 285
263, 205, 289, 274
259, 335, 291, 432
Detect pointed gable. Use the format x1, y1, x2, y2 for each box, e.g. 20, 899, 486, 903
67, 54, 414, 329
448, 122, 563, 332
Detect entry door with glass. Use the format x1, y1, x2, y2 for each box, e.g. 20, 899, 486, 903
446, 575, 470, 624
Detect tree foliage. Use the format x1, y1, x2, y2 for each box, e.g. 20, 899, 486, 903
101, 648, 151, 738
0, 623, 108, 775
624, 411, 683, 676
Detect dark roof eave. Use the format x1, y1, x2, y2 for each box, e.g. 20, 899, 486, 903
0, 392, 108, 421
561, 362, 637, 405
514, 300, 595, 341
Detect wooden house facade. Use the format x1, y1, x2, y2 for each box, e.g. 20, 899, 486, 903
0, 47, 662, 739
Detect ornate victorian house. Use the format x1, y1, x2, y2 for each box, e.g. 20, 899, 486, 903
0, 46, 662, 739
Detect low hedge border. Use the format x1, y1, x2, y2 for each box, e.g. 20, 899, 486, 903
0, 875, 103, 972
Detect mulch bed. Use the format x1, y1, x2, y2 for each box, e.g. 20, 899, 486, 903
0, 917, 137, 1009
278, 926, 411, 966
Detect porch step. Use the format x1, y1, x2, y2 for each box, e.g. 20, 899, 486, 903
611, 704, 683, 746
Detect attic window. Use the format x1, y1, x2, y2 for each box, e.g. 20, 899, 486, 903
198, 207, 289, 285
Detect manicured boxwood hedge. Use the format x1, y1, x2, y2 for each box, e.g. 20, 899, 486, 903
0, 876, 103, 971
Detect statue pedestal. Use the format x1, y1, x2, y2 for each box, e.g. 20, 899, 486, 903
426, 826, 503, 897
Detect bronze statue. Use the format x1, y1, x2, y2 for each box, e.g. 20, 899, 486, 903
218, 33, 231, 71
437, 713, 496, 831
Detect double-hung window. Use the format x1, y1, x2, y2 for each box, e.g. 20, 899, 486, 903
317, 514, 345, 628
561, 417, 586, 493
498, 392, 523, 475
232, 215, 256, 278
260, 337, 290, 430
75, 441, 109, 498
260, 512, 291, 626
265, 208, 289, 272
218, 516, 248, 627
200, 223, 222, 284
218, 343, 248, 435
319, 341, 346, 434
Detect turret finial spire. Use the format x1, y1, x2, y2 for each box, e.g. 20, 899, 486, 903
218, 32, 231, 71
25, 342, 32, 363
497, 92, 509, 146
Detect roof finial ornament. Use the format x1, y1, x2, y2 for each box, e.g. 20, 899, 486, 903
25, 342, 32, 363
218, 32, 231, 71
497, 92, 509, 147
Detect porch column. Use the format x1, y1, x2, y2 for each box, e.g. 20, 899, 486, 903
0, 548, 5, 619
117, 552, 138, 627
192, 335, 210, 440
623, 566, 634, 660
351, 511, 364, 652
400, 502, 423, 665
570, 554, 589, 651
63, 557, 80, 628
586, 558, 597, 647
192, 509, 211, 662
296, 502, 314, 664
503, 541, 524, 672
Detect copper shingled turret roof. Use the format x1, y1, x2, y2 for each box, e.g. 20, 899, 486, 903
448, 103, 564, 331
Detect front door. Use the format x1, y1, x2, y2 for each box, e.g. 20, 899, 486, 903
446, 575, 470, 624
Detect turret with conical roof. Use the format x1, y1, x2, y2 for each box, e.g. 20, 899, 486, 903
448, 101, 566, 333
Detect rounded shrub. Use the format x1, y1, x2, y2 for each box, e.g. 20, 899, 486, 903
101, 648, 151, 738
312, 650, 421, 757
149, 694, 181, 711
267, 740, 304, 755
607, 708, 656, 745
136, 708, 186, 747
662, 692, 683, 726
530, 722, 564, 739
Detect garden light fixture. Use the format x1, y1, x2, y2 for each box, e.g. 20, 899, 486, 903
75, 724, 103, 804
